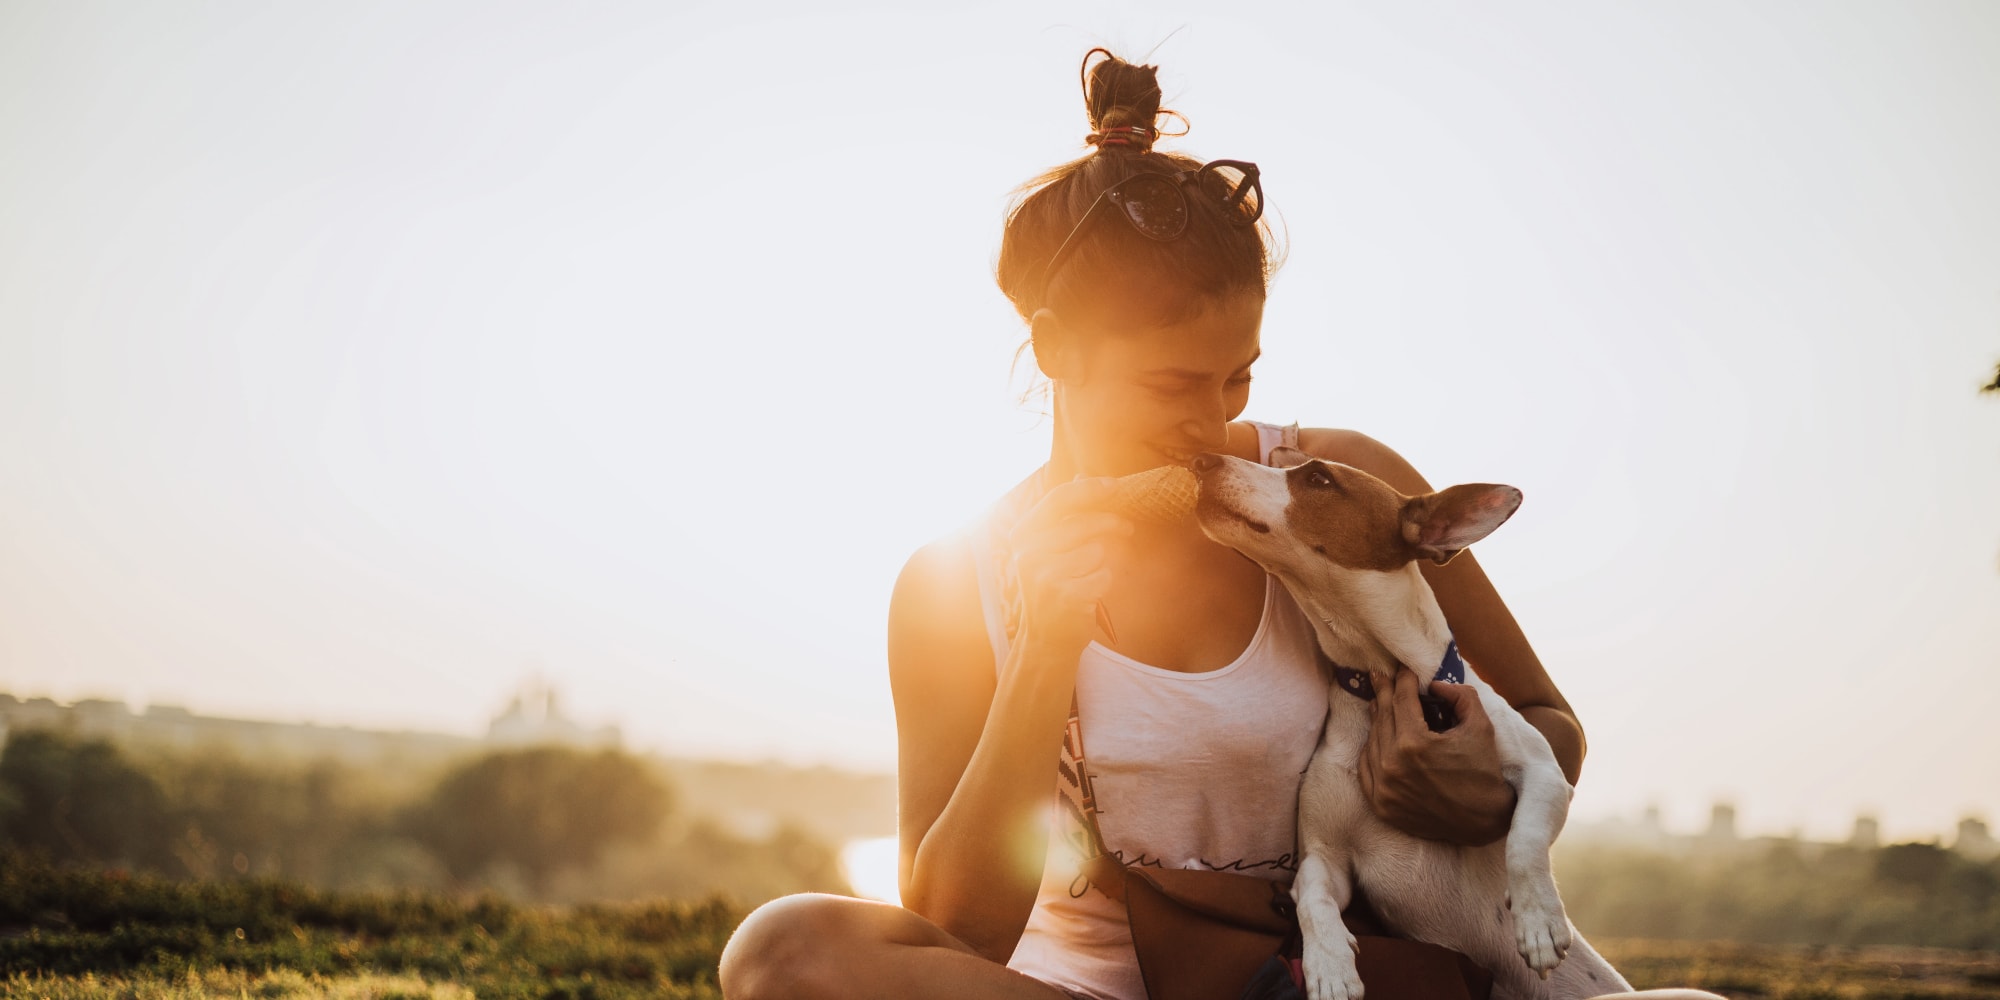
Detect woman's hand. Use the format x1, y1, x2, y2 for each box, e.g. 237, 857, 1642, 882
1358, 673, 1516, 845
889, 478, 1131, 957
1007, 477, 1133, 655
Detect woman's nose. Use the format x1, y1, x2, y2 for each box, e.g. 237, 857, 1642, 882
1181, 413, 1229, 451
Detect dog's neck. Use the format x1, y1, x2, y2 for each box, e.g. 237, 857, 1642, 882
1275, 562, 1455, 688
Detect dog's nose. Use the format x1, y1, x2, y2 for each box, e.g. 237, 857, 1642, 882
1189, 453, 1224, 473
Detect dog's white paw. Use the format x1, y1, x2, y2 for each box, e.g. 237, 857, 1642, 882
1303, 931, 1365, 1000
1510, 884, 1573, 978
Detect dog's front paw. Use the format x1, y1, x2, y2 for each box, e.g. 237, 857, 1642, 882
1510, 884, 1573, 978
1302, 929, 1365, 1000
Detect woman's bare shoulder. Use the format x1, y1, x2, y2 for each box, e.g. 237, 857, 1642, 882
889, 465, 1047, 652
1296, 427, 1436, 495
898, 531, 975, 586
888, 528, 996, 691
891, 533, 980, 636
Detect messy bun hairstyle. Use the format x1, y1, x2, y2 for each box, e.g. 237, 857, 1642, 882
996, 49, 1281, 331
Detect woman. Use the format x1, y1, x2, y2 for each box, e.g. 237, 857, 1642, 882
721, 51, 1595, 1000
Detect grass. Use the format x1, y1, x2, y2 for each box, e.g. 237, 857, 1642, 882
6, 858, 1999, 999
0, 969, 474, 1000
1598, 938, 2000, 999
0, 860, 735, 1000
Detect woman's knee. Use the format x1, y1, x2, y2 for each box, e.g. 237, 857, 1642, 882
718, 893, 884, 1000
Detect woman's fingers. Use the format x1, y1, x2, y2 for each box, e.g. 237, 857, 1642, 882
1005, 478, 1138, 651
1428, 681, 1484, 718
1034, 542, 1107, 582
1018, 477, 1121, 531
1390, 670, 1430, 736
1357, 727, 1381, 806
1362, 683, 1405, 818
1013, 485, 1135, 586
1020, 513, 1133, 557
1068, 565, 1114, 597
1360, 672, 1515, 845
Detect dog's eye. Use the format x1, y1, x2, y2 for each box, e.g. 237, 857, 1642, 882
1306, 469, 1333, 488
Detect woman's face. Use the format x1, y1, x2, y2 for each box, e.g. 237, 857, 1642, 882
1048, 291, 1264, 477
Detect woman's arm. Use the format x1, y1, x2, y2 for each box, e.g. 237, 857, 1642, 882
1299, 427, 1585, 843
889, 481, 1129, 962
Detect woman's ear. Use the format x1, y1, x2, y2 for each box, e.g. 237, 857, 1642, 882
1029, 308, 1075, 382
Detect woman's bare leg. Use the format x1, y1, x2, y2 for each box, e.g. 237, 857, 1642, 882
719, 893, 1074, 1000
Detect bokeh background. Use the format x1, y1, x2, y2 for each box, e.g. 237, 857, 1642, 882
3, 0, 1998, 913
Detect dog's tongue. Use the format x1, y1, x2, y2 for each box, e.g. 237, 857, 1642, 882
1109, 466, 1199, 524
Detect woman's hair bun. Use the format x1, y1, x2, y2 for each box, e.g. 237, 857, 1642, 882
993, 45, 1274, 328
1082, 49, 1166, 152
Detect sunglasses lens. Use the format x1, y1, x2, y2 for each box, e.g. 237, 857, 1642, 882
1200, 164, 1263, 223
1110, 174, 1188, 241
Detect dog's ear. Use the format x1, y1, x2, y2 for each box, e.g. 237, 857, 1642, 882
1401, 484, 1523, 565
1267, 445, 1315, 469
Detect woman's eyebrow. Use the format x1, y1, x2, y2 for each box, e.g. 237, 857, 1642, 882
1141, 350, 1262, 381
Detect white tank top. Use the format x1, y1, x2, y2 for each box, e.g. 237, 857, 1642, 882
967, 421, 1330, 1000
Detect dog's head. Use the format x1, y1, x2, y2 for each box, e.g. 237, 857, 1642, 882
1192, 447, 1522, 588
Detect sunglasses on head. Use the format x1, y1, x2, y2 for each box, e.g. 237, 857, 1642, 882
1039, 159, 1264, 301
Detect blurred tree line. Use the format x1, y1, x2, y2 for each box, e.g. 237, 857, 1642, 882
0, 729, 847, 905
1556, 839, 2000, 950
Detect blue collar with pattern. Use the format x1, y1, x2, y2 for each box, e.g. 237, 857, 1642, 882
1328, 640, 1465, 733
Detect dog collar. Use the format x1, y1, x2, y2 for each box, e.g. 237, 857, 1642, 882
1328, 641, 1465, 732
1436, 640, 1466, 685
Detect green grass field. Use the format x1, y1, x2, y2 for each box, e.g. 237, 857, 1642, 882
0, 861, 732, 1000
5, 859, 1997, 999
1596, 938, 2000, 999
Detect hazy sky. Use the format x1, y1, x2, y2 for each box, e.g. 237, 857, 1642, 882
3, 1, 1996, 843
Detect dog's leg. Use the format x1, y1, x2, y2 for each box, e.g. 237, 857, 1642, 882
1507, 777, 1574, 978
1484, 687, 1576, 979
1294, 755, 1370, 1000
1294, 848, 1365, 1000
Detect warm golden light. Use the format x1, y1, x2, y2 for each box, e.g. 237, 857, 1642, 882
0, 2, 1994, 851
841, 835, 903, 905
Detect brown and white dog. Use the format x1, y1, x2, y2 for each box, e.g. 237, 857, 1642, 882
1191, 447, 1630, 1000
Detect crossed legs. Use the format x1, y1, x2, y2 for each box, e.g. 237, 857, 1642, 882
719, 893, 1074, 1000
719, 893, 1729, 1000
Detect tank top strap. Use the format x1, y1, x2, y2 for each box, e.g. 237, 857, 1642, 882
1244, 420, 1301, 465
969, 467, 1049, 677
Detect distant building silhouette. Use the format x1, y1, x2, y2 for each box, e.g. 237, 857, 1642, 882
487, 677, 620, 749
1704, 802, 1738, 841
0, 692, 478, 764
1564, 802, 1924, 858
0, 678, 619, 766
1953, 816, 1996, 860
1850, 814, 1882, 850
